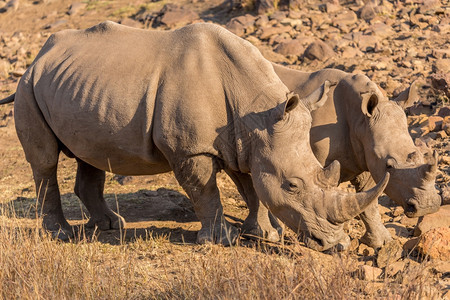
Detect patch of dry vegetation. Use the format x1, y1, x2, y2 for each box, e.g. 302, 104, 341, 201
0, 205, 444, 299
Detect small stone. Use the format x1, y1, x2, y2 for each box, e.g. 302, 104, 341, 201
274, 39, 305, 56
304, 40, 335, 61
226, 14, 256, 37
442, 186, 450, 205
358, 35, 379, 52
428, 115, 444, 132
156, 4, 200, 28
438, 107, 450, 118
358, 243, 375, 256
341, 46, 363, 58
120, 18, 141, 28
0, 0, 19, 13
258, 25, 291, 40
0, 59, 10, 79
113, 175, 135, 185
325, 2, 341, 13
433, 59, 450, 74
431, 260, 450, 275
359, 1, 377, 21
12, 68, 25, 77
414, 205, 450, 237
257, 0, 277, 14
67, 2, 86, 16
44, 19, 67, 30
377, 240, 403, 268
386, 261, 406, 277
359, 265, 383, 281
332, 10, 358, 27
418, 227, 450, 260
403, 237, 420, 254
254, 15, 269, 27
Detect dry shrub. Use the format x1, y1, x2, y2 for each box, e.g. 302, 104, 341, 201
0, 204, 444, 299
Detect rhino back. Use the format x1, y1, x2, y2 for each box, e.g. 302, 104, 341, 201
22, 22, 288, 175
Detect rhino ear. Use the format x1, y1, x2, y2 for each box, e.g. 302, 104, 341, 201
283, 93, 300, 115
393, 80, 420, 110
302, 80, 333, 112
361, 92, 379, 117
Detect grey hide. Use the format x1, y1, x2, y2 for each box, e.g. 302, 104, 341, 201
269, 64, 441, 248
3, 22, 389, 251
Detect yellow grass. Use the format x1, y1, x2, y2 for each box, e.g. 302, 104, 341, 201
0, 204, 444, 299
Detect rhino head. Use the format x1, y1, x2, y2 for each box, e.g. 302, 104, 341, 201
247, 81, 390, 251
337, 75, 441, 217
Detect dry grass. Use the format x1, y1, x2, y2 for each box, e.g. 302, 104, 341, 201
0, 204, 445, 300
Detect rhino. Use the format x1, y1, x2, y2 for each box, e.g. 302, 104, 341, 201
256, 64, 440, 248
0, 22, 389, 250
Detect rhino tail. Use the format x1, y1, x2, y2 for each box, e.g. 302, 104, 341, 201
0, 93, 15, 105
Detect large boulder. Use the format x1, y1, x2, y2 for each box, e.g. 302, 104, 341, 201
417, 227, 450, 260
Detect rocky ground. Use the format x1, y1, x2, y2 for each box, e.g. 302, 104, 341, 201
0, 0, 449, 298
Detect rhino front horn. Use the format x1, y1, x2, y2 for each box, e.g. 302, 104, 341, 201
327, 172, 390, 224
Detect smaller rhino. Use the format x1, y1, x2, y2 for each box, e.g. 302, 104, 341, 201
266, 65, 441, 248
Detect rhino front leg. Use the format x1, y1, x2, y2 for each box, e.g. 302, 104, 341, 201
74, 159, 126, 231
225, 169, 280, 242
352, 172, 392, 248
174, 156, 239, 246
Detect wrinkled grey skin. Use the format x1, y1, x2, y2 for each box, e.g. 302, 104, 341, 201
4, 22, 389, 251
270, 64, 441, 248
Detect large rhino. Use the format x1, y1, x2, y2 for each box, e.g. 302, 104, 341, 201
263, 64, 440, 248
0, 22, 389, 250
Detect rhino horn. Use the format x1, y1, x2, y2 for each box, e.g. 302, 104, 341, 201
302, 80, 335, 112
327, 172, 390, 224
420, 150, 438, 181
317, 160, 340, 188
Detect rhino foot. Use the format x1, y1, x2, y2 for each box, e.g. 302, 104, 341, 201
242, 219, 279, 242
360, 226, 392, 249
85, 211, 126, 231
197, 221, 239, 246
43, 215, 74, 241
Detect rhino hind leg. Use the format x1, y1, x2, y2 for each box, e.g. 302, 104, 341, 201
74, 159, 126, 231
174, 156, 239, 246
352, 172, 392, 248
225, 170, 280, 242
15, 96, 72, 240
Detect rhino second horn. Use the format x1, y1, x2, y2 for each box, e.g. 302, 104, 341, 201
317, 160, 341, 188
327, 172, 390, 224
421, 150, 438, 181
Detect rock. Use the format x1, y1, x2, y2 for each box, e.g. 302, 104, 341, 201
325, 2, 341, 13
431, 72, 450, 98
0, 59, 10, 79
44, 20, 67, 30
367, 23, 394, 39
428, 115, 444, 132
341, 46, 363, 58
289, 0, 303, 10
226, 14, 256, 37
358, 35, 379, 52
418, 227, 450, 260
257, 0, 277, 14
274, 39, 305, 56
120, 18, 141, 28
403, 237, 420, 254
432, 49, 450, 59
358, 243, 375, 256
377, 240, 403, 268
359, 1, 377, 21
11, 68, 25, 77
256, 45, 290, 64
258, 25, 291, 40
0, 0, 19, 13
438, 107, 450, 118
442, 186, 450, 205
67, 2, 86, 16
304, 40, 335, 61
332, 11, 357, 27
433, 59, 450, 75
113, 175, 135, 185
431, 260, 450, 275
386, 260, 406, 277
415, 205, 450, 236
254, 15, 269, 27
155, 4, 199, 28
419, 0, 441, 14
359, 265, 383, 281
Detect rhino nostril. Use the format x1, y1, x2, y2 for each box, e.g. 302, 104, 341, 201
404, 199, 419, 216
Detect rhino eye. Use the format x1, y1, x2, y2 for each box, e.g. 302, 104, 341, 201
284, 178, 304, 193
